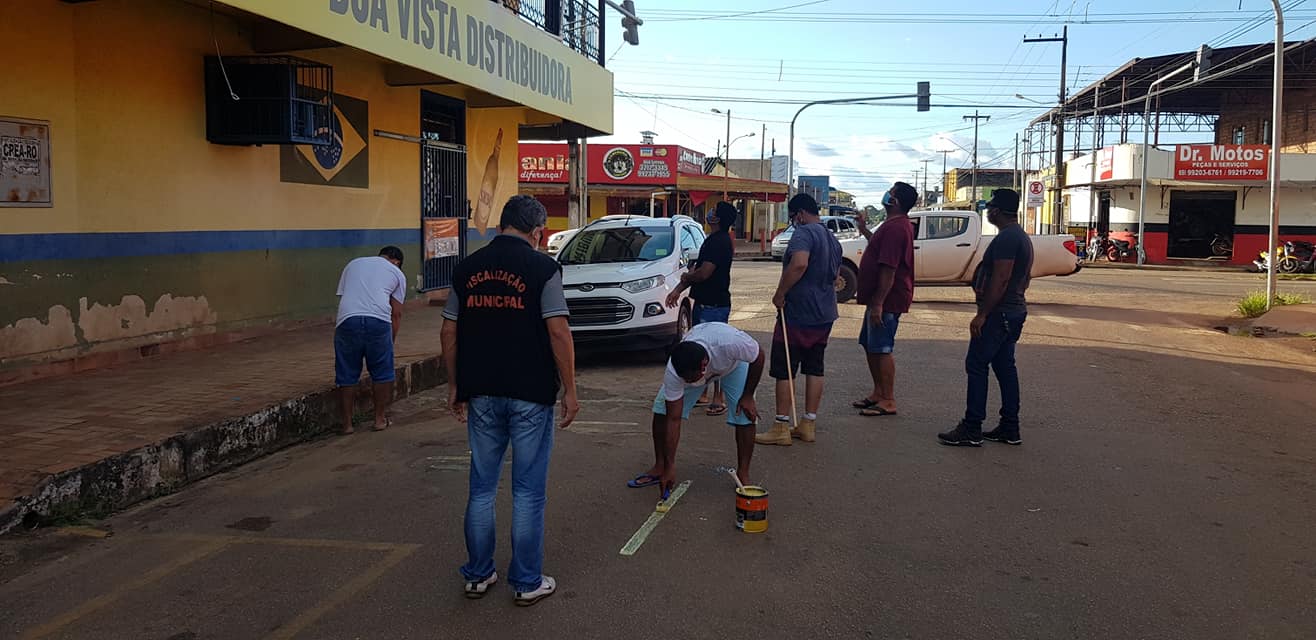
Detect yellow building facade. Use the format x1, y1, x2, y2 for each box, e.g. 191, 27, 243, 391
0, 0, 613, 378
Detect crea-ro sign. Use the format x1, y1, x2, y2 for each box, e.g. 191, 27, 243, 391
219, 0, 614, 134
1173, 144, 1269, 181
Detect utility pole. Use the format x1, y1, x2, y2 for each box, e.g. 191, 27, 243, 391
1026, 25, 1068, 234
1013, 132, 1020, 192
937, 149, 951, 204
759, 123, 766, 180
920, 158, 932, 206
963, 111, 990, 207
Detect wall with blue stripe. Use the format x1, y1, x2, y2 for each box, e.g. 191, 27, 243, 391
0, 229, 418, 263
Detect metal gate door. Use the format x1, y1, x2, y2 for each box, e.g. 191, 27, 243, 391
420, 140, 468, 291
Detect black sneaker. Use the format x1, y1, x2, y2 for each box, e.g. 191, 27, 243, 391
983, 427, 1022, 445
937, 425, 982, 447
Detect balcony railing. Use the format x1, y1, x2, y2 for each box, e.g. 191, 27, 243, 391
492, 0, 603, 66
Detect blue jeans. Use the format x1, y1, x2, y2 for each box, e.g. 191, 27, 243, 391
692, 303, 731, 325
333, 317, 394, 386
461, 396, 555, 593
962, 311, 1027, 434
858, 310, 900, 354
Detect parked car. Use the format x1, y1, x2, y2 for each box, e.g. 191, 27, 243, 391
770, 215, 862, 260
545, 228, 580, 256
556, 215, 706, 350
831, 210, 1082, 303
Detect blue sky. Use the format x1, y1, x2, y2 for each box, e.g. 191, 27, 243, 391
595, 0, 1316, 206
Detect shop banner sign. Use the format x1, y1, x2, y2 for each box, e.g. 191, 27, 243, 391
1098, 146, 1114, 180
1174, 144, 1269, 181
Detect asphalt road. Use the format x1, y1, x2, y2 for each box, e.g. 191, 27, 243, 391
3, 265, 1315, 640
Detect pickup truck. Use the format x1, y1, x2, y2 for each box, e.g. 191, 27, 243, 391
832, 210, 1081, 303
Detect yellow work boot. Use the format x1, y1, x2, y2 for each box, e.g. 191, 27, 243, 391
791, 417, 816, 443
755, 419, 793, 446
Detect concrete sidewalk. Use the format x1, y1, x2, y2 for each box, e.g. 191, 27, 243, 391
0, 305, 448, 535
1083, 259, 1253, 273
1251, 303, 1316, 336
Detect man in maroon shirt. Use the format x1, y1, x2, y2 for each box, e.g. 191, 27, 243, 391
852, 182, 918, 417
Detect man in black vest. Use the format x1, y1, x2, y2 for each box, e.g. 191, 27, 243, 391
441, 195, 579, 607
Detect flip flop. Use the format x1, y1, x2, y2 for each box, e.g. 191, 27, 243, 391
694, 400, 711, 408
705, 404, 728, 417
627, 473, 661, 488
860, 406, 898, 417
851, 398, 879, 409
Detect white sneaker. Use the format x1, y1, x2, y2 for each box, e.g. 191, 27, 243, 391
464, 572, 497, 599
514, 575, 557, 607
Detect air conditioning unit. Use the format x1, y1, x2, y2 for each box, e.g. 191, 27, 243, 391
205, 56, 334, 146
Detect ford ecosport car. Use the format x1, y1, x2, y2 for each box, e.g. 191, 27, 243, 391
556, 215, 706, 350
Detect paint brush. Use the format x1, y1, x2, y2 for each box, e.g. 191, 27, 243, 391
727, 468, 745, 490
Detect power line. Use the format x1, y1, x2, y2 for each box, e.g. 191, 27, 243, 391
640, 9, 1316, 24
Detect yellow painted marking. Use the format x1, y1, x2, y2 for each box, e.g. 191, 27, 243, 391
264, 545, 420, 640
620, 480, 691, 557
54, 526, 112, 539
20, 540, 228, 640
154, 533, 411, 552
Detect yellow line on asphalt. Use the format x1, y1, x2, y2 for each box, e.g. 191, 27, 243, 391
264, 545, 420, 640
155, 532, 411, 552
20, 540, 229, 640
620, 480, 691, 557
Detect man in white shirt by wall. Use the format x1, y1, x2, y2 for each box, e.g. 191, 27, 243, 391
626, 322, 765, 499
334, 246, 408, 434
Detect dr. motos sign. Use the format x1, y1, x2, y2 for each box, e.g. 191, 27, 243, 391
1173, 144, 1269, 181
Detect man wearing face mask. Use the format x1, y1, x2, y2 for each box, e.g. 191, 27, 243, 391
442, 195, 580, 606
852, 182, 918, 418
939, 188, 1033, 448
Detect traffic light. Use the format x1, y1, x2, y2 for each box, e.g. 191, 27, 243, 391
622, 0, 640, 46
1194, 44, 1213, 82
917, 81, 930, 112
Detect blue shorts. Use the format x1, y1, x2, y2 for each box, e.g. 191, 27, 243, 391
693, 303, 731, 325
334, 316, 395, 386
858, 310, 900, 355
653, 360, 753, 426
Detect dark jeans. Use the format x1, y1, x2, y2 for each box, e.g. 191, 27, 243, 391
962, 311, 1027, 434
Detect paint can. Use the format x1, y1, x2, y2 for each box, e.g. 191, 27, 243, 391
735, 486, 769, 533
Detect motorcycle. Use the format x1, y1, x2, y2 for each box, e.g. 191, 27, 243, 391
1254, 240, 1316, 274
1210, 233, 1234, 257
1105, 236, 1137, 262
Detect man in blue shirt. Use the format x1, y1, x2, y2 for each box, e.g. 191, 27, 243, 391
758, 193, 842, 446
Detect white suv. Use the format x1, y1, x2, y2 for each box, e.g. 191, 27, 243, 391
556, 215, 705, 350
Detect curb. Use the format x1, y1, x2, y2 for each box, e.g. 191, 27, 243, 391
0, 355, 446, 536
1082, 261, 1253, 273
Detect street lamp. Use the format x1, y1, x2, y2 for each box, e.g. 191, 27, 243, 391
712, 108, 733, 202
1014, 93, 1050, 106
728, 131, 756, 153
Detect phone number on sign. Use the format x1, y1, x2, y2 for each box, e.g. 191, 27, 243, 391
1178, 168, 1265, 177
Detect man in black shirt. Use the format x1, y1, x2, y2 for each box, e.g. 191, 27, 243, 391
666, 202, 737, 415
939, 189, 1034, 447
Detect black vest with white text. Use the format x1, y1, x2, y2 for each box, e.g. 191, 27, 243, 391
451, 235, 562, 406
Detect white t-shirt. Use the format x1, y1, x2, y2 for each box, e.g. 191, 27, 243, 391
661, 322, 761, 401
336, 256, 407, 325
